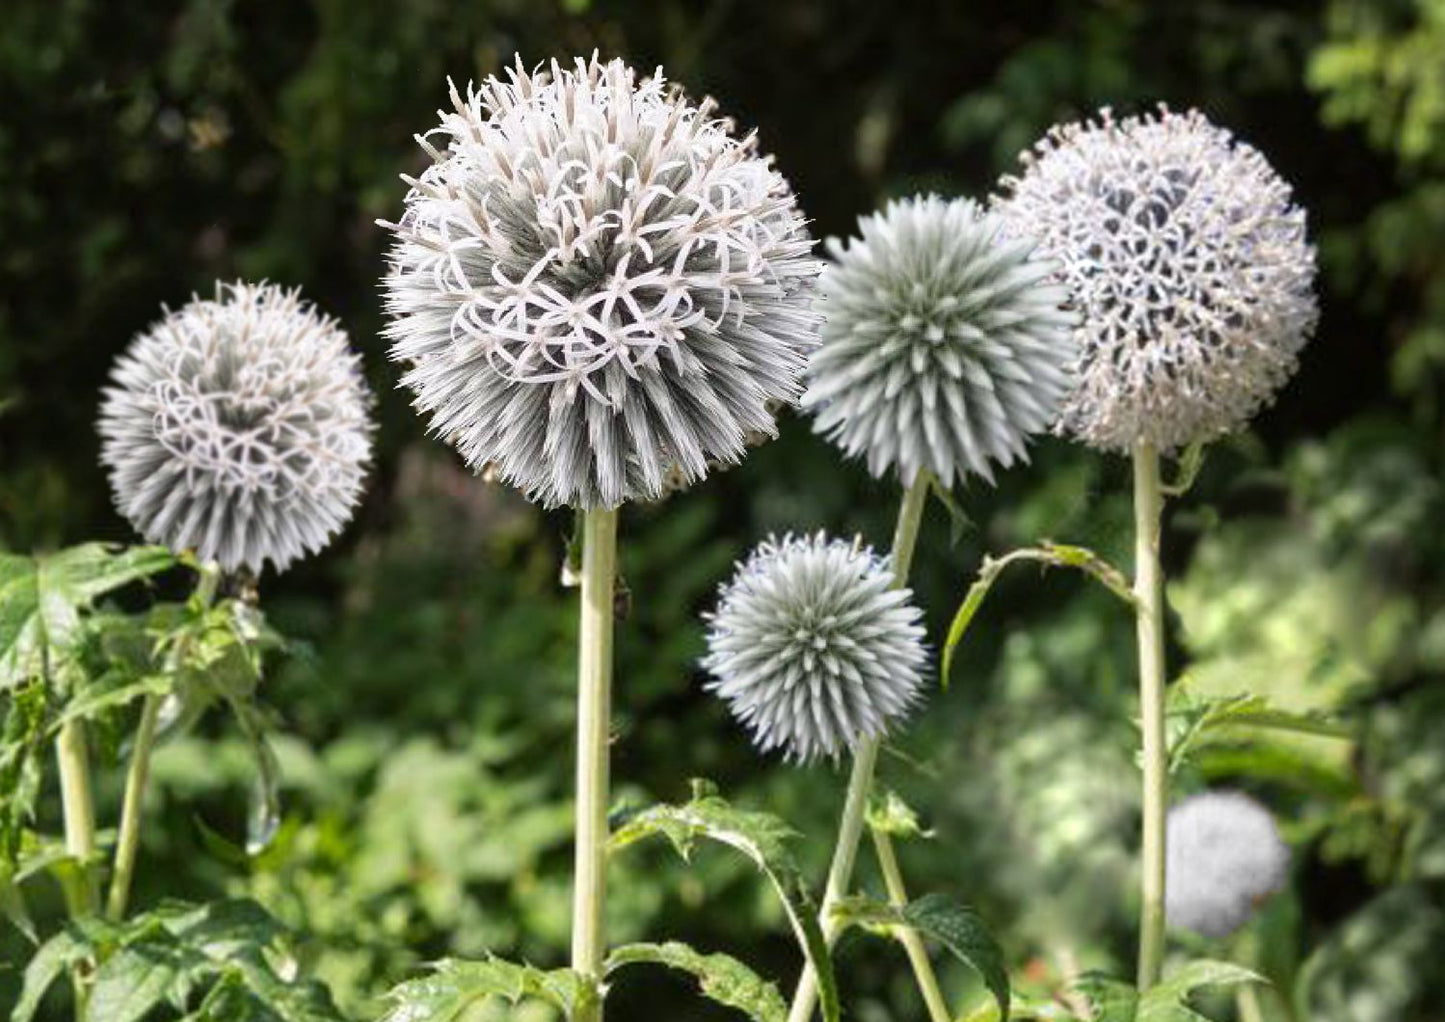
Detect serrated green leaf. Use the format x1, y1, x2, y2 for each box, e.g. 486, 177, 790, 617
1, 680, 48, 867
0, 544, 174, 689
834, 893, 1010, 1020
1167, 686, 1352, 774
1074, 961, 1261, 1022
89, 929, 205, 1022
610, 783, 840, 1022
380, 956, 597, 1022
606, 941, 786, 1022
11, 926, 92, 1022
50, 674, 172, 732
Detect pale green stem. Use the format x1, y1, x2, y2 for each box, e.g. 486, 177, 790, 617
1133, 442, 1168, 990
571, 508, 618, 1022
106, 562, 221, 922
786, 470, 931, 1022
871, 825, 951, 1022
1236, 983, 1267, 1022
54, 720, 98, 918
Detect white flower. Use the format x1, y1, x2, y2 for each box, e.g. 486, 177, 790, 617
702, 533, 927, 763
381, 56, 822, 510
803, 195, 1076, 485
98, 282, 374, 574
997, 106, 1319, 452
1165, 790, 1290, 938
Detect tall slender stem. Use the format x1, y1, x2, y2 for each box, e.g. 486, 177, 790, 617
107, 562, 222, 921
54, 719, 99, 918
787, 470, 931, 1022
1132, 442, 1168, 989
571, 508, 618, 1022
871, 825, 950, 1022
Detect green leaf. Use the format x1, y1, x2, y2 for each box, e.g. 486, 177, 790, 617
11, 926, 92, 1022
0, 544, 174, 689
1074, 961, 1261, 1022
606, 941, 786, 1022
610, 780, 840, 1022
0, 680, 47, 867
380, 956, 597, 1021
50, 674, 171, 732
866, 789, 927, 840
1166, 686, 1352, 775
834, 893, 1010, 1020
89, 929, 204, 1022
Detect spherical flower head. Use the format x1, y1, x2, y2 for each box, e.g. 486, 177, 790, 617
98, 282, 374, 574
803, 195, 1076, 486
997, 106, 1319, 452
702, 533, 927, 763
382, 56, 822, 510
1165, 790, 1290, 938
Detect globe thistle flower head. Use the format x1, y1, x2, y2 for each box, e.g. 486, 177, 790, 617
997, 106, 1319, 452
803, 195, 1077, 486
1165, 790, 1290, 938
99, 282, 374, 574
702, 533, 927, 763
382, 55, 823, 510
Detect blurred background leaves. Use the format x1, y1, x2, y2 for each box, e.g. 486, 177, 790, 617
3, 0, 1445, 1019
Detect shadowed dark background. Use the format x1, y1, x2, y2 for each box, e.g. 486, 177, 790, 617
3, 1, 1444, 1019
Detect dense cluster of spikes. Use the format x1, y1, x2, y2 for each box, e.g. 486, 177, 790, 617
1165, 790, 1291, 938
98, 282, 374, 574
998, 106, 1318, 452
804, 195, 1076, 486
381, 55, 822, 509
703, 533, 927, 763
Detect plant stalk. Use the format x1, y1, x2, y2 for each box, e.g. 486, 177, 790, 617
54, 719, 99, 918
1132, 442, 1168, 990
571, 507, 618, 1022
107, 561, 222, 921
786, 470, 931, 1022
871, 825, 951, 1022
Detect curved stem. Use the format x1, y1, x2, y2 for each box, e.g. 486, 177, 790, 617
786, 470, 931, 1022
1132, 442, 1168, 990
871, 825, 950, 1022
106, 562, 222, 922
571, 508, 618, 1022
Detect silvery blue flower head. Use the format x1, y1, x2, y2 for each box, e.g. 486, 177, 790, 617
1165, 791, 1290, 938
381, 55, 823, 510
98, 282, 374, 575
997, 107, 1319, 453
803, 195, 1076, 486
703, 533, 927, 763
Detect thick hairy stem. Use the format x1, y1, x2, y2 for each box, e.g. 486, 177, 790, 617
107, 562, 222, 921
871, 825, 951, 1022
1132, 442, 1168, 990
571, 508, 618, 1022
786, 471, 931, 1022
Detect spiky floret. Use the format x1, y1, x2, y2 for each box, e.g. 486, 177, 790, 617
1165, 791, 1290, 938
702, 533, 927, 763
803, 195, 1076, 486
997, 106, 1319, 452
98, 282, 373, 574
381, 55, 822, 510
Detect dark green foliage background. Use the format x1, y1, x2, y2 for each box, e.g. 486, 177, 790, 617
3, 0, 1445, 1019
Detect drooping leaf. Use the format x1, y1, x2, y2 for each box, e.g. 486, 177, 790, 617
834, 893, 1010, 1020
606, 941, 787, 1022
0, 544, 174, 689
610, 780, 840, 1022
380, 956, 597, 1022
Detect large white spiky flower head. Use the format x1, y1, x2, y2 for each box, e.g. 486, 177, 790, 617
1165, 790, 1291, 938
997, 106, 1319, 452
381, 55, 822, 510
802, 195, 1076, 486
702, 533, 927, 763
98, 282, 374, 575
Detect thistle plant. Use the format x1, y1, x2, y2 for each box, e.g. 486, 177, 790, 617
380, 55, 820, 1020
999, 106, 1318, 988
1165, 791, 1290, 939
783, 194, 1073, 1022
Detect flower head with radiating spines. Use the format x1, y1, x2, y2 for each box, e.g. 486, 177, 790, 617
1166, 791, 1291, 938
381, 55, 823, 510
803, 195, 1076, 486
702, 533, 927, 763
98, 282, 374, 575
997, 106, 1319, 452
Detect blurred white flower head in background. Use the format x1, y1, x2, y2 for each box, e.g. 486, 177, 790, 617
1165, 790, 1291, 938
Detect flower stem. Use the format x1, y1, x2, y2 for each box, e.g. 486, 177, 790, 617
572, 507, 618, 1021
786, 470, 931, 1022
54, 720, 99, 919
107, 562, 222, 922
1132, 442, 1168, 990
871, 825, 950, 1022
